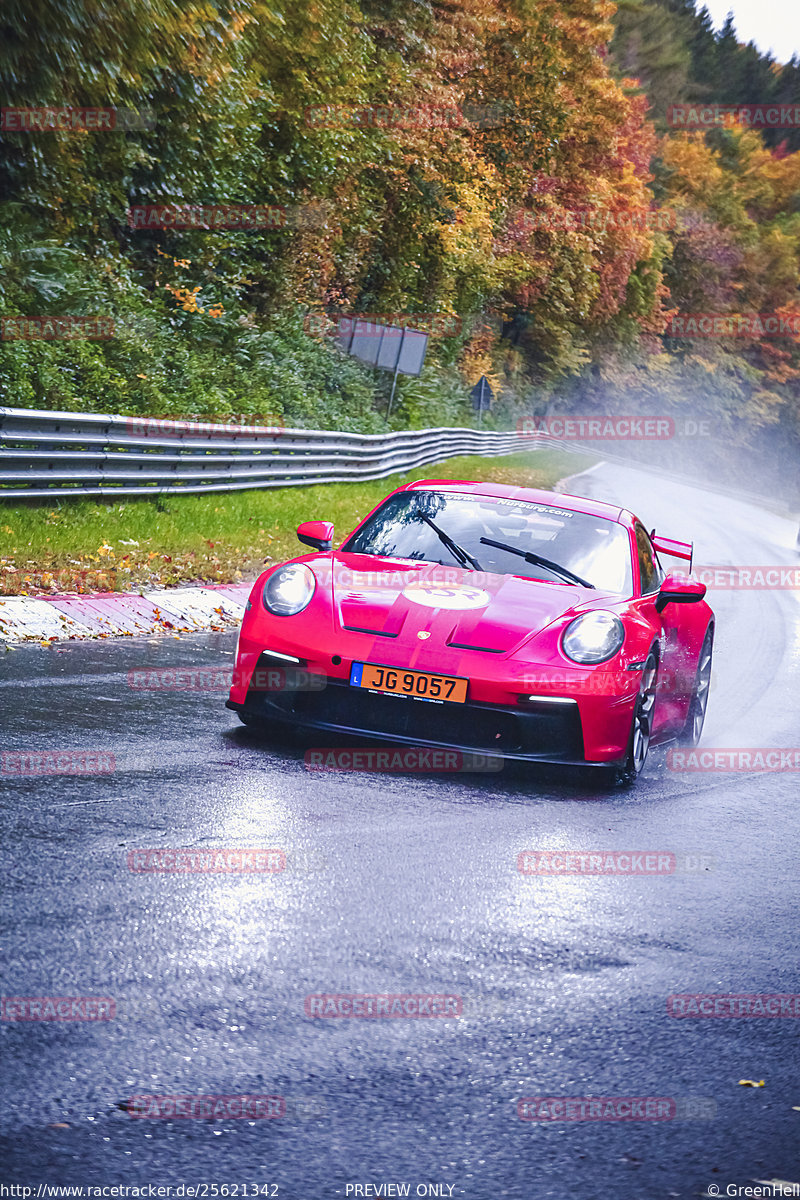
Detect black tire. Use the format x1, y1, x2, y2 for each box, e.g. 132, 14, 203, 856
678, 626, 714, 747
616, 648, 659, 786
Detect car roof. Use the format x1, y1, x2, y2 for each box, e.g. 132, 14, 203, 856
404, 479, 629, 524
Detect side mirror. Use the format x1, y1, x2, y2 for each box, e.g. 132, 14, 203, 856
297, 520, 334, 552
655, 571, 706, 613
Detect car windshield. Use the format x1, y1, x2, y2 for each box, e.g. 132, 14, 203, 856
343, 491, 632, 594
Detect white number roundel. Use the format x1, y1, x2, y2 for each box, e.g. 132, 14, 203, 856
402, 584, 490, 610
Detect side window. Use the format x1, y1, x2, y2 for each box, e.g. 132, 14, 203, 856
635, 523, 663, 595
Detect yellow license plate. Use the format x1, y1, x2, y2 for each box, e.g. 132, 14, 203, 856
350, 662, 468, 703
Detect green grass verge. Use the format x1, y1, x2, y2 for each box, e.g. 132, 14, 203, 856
0, 447, 597, 595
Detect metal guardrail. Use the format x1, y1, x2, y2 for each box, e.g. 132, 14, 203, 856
0, 407, 536, 500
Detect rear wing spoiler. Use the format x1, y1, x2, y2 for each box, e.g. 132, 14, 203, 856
651, 532, 693, 573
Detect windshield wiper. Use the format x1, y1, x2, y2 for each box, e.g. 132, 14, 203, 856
421, 514, 483, 570
479, 536, 594, 588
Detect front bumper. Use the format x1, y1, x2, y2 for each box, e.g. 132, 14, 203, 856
226, 674, 603, 766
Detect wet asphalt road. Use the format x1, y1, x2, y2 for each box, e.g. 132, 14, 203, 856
1, 462, 799, 1198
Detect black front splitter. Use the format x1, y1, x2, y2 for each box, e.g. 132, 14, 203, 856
224, 698, 614, 769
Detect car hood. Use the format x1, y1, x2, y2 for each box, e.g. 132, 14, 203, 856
320, 553, 615, 655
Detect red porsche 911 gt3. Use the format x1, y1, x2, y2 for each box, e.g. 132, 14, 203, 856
226, 480, 714, 783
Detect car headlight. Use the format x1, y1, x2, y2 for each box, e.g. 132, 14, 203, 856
562, 611, 624, 664
262, 563, 316, 616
